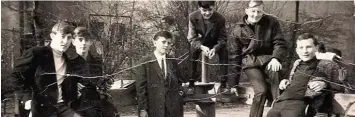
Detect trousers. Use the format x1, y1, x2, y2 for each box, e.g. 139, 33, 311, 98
266, 100, 307, 117
245, 67, 281, 117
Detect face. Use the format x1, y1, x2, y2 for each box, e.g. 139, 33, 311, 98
72, 36, 93, 55
245, 5, 264, 24
153, 36, 172, 55
161, 21, 171, 30
199, 7, 214, 19
50, 32, 73, 52
296, 39, 318, 61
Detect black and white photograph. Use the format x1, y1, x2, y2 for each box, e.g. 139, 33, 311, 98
1, 1, 355, 117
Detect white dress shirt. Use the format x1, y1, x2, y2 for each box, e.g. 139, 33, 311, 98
52, 49, 67, 103
154, 51, 167, 79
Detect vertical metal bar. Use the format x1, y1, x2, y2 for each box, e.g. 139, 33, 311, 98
201, 53, 208, 83
121, 79, 124, 88
196, 52, 215, 117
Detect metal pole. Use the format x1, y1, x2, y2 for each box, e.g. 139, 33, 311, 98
201, 53, 208, 83
195, 52, 215, 117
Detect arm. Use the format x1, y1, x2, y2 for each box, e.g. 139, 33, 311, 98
11, 48, 37, 105
328, 62, 345, 92
187, 15, 202, 50
228, 25, 243, 78
135, 60, 148, 111
213, 17, 227, 52
172, 59, 186, 97
312, 61, 345, 92
271, 21, 287, 61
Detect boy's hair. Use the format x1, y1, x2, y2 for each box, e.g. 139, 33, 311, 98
197, 1, 215, 9
51, 21, 74, 35
297, 33, 319, 46
248, 0, 264, 8
162, 16, 175, 25
73, 27, 92, 39
318, 43, 326, 53
153, 31, 172, 41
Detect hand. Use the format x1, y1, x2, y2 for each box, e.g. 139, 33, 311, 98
279, 79, 290, 90
24, 100, 32, 110
200, 45, 210, 56
178, 91, 185, 97
139, 110, 148, 117
308, 81, 327, 92
104, 78, 114, 90
208, 48, 216, 59
267, 58, 282, 71
315, 52, 341, 61
97, 78, 114, 90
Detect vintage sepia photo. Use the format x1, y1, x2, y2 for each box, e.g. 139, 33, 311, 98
1, 1, 355, 117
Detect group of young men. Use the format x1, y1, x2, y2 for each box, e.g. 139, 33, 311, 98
12, 22, 118, 117
12, 0, 350, 117
136, 0, 349, 117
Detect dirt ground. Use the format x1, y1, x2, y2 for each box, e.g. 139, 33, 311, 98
2, 101, 270, 117
118, 103, 271, 117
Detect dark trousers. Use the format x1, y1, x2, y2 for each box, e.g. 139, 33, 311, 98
74, 88, 119, 117
188, 46, 228, 87
32, 102, 80, 117
228, 59, 241, 87
306, 92, 333, 117
266, 100, 307, 117
245, 67, 281, 117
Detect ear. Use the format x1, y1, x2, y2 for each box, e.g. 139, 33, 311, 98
50, 32, 55, 40
245, 8, 249, 14
71, 39, 75, 45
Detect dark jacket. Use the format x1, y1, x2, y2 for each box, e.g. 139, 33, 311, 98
228, 14, 287, 69
135, 53, 183, 117
187, 10, 227, 51
284, 59, 345, 115
11, 46, 84, 116
288, 59, 345, 96
66, 46, 103, 89
66, 46, 119, 117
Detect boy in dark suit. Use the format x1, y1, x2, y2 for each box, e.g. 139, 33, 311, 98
68, 26, 118, 117
135, 31, 184, 117
187, 1, 229, 93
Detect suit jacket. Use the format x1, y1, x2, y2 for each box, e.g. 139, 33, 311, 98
11, 46, 85, 116
187, 10, 227, 51
228, 14, 287, 69
66, 46, 119, 117
66, 46, 103, 88
135, 53, 183, 117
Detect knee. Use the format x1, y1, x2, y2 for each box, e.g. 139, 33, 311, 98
266, 109, 280, 117
254, 87, 267, 96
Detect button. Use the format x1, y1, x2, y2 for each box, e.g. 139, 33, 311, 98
40, 104, 44, 106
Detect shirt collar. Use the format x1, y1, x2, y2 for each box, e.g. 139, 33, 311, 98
301, 57, 318, 64
52, 49, 63, 57
154, 51, 166, 60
